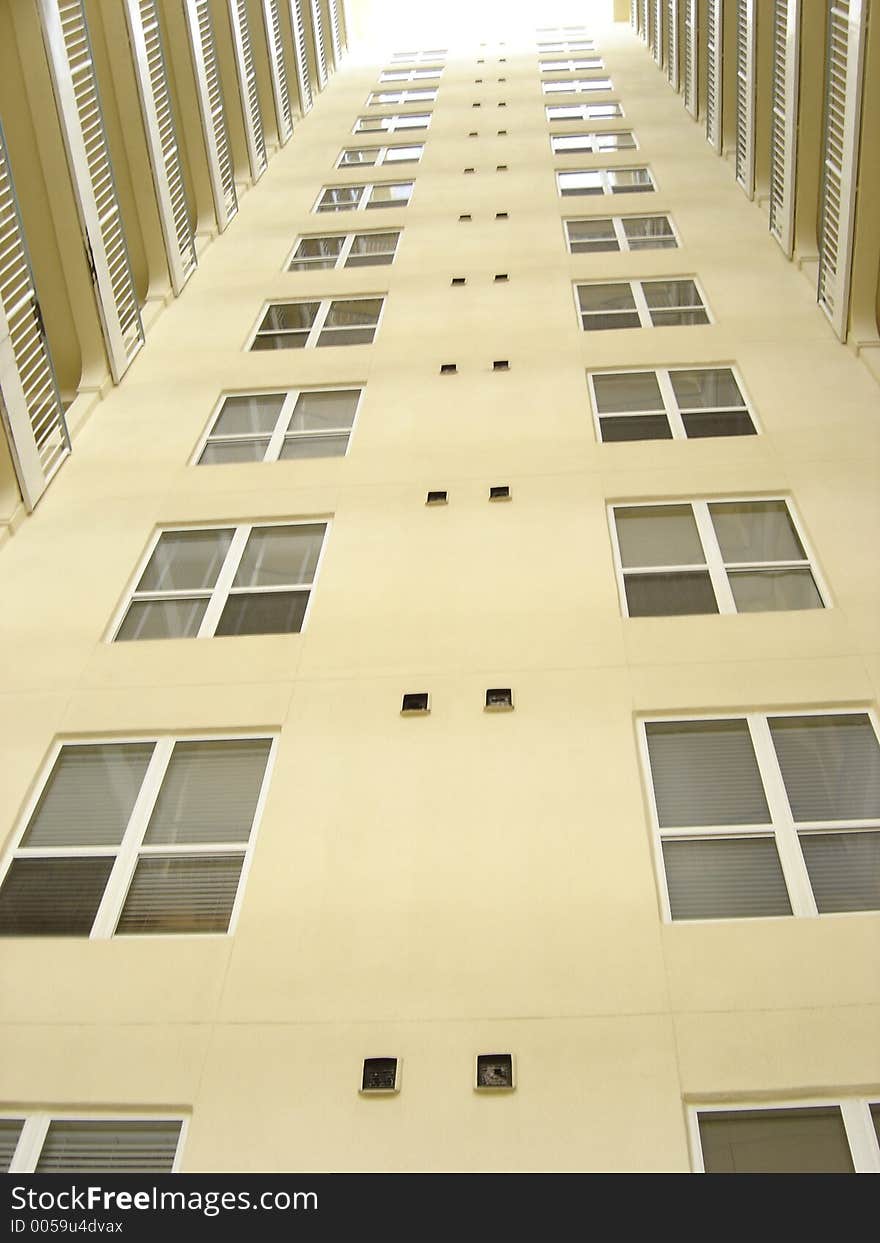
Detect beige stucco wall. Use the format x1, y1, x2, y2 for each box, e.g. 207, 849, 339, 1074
0, 18, 878, 1172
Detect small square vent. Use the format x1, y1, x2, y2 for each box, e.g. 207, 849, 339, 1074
440, 362, 458, 374
494, 274, 509, 282
361, 1057, 399, 1093
472, 101, 481, 108
458, 214, 472, 222
497, 129, 507, 136
492, 361, 510, 372
496, 164, 508, 172
498, 101, 507, 108
464, 167, 475, 174
476, 1053, 514, 1090
495, 212, 509, 220
468, 131, 478, 137
401, 692, 430, 715
451, 277, 466, 286
485, 687, 513, 711
426, 490, 448, 505
489, 484, 511, 499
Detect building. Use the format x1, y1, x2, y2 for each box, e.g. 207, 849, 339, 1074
0, 0, 878, 1174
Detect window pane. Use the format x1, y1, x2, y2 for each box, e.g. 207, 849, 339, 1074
595, 131, 635, 149
293, 235, 345, 259
768, 714, 880, 821
650, 308, 710, 326
280, 433, 349, 459
339, 149, 377, 165
198, 439, 271, 465
680, 411, 756, 438
600, 415, 672, 442
558, 170, 603, 194
0, 857, 115, 935
234, 524, 325, 588
871, 1104, 880, 1146
622, 215, 673, 242
325, 299, 383, 327
318, 187, 361, 210
212, 394, 284, 436
728, 569, 822, 612
663, 837, 791, 919
290, 390, 359, 431
670, 367, 744, 410
35, 1121, 182, 1174
317, 327, 377, 346
624, 571, 718, 616
578, 284, 636, 313
21, 744, 153, 848
592, 371, 663, 413
608, 168, 652, 192
645, 719, 770, 827
259, 304, 319, 332
136, 530, 234, 592
800, 831, 880, 912
698, 1109, 853, 1173
710, 500, 806, 564
116, 855, 244, 935
615, 504, 704, 567
367, 183, 412, 206
384, 145, 421, 161
642, 279, 702, 308
568, 219, 618, 251
0, 1120, 24, 1172
144, 740, 272, 845
251, 331, 309, 351
115, 598, 209, 642
215, 591, 309, 636
554, 135, 596, 153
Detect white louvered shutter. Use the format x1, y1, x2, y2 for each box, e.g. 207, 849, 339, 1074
653, 0, 663, 66
0, 121, 70, 510
309, 0, 328, 88
183, 0, 238, 231
735, 0, 757, 196
684, 0, 698, 117
123, 0, 197, 294
769, 0, 800, 255
227, 0, 267, 181
288, 0, 313, 113
667, 0, 679, 90
327, 0, 343, 66
817, 0, 867, 340
261, 0, 293, 144
631, 0, 638, 33
35, 1121, 182, 1173
639, 0, 649, 43
38, 0, 144, 384
706, 0, 723, 151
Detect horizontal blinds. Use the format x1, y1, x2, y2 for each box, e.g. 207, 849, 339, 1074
116, 854, 245, 934
262, 0, 294, 144
662, 836, 792, 919
22, 743, 154, 848
706, 0, 723, 151
228, 0, 268, 181
768, 713, 880, 821
0, 120, 69, 510
800, 831, 880, 912
183, 0, 238, 231
36, 1121, 182, 1173
645, 719, 770, 826
39, 0, 144, 382
769, 0, 799, 254
289, 0, 313, 113
0, 856, 114, 935
0, 1120, 24, 1172
123, 0, 197, 294
144, 739, 272, 844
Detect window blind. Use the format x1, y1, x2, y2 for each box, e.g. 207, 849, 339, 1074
0, 1120, 24, 1172
768, 713, 880, 821
144, 739, 271, 844
662, 836, 791, 919
646, 719, 770, 827
35, 1120, 182, 1173
22, 744, 155, 848
116, 854, 245, 934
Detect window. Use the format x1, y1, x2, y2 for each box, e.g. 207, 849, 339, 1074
287, 231, 400, 271
390, 49, 446, 63
690, 1100, 880, 1172
551, 131, 637, 154
558, 168, 654, 196
250, 298, 384, 349
537, 39, 596, 52
0, 734, 276, 935
588, 366, 756, 441
611, 498, 824, 616
353, 113, 431, 134
1, 1114, 185, 1172
195, 388, 362, 464
112, 521, 327, 639
539, 57, 605, 72
365, 89, 437, 106
378, 67, 442, 82
575, 279, 709, 330
336, 145, 423, 168
547, 102, 624, 122
314, 182, 413, 212
542, 78, 614, 94
642, 709, 880, 920
566, 215, 677, 254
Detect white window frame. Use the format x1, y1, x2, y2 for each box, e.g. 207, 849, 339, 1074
587, 363, 755, 439
390, 49, 447, 63
539, 57, 605, 73
565, 214, 679, 255
557, 167, 655, 197
573, 277, 712, 329
0, 732, 279, 939
365, 89, 437, 107
285, 230, 400, 271
192, 385, 364, 463
640, 707, 879, 923
551, 131, 638, 155
610, 496, 827, 618
686, 1097, 880, 1172
542, 78, 614, 95
546, 102, 625, 123
247, 297, 386, 350
378, 68, 442, 83
3, 1113, 189, 1174
353, 112, 432, 135
110, 519, 331, 640
313, 182, 414, 213
335, 145, 423, 169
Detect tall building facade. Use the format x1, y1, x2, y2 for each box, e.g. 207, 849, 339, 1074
0, 0, 878, 1174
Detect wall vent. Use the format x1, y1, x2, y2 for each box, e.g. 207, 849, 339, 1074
401, 693, 430, 715
495, 212, 509, 219
496, 164, 508, 172
451, 277, 467, 286
497, 129, 507, 136
361, 1058, 399, 1093
440, 363, 458, 374
492, 361, 510, 372
476, 1054, 514, 1089
426, 490, 448, 505
494, 273, 509, 282
485, 688, 514, 711
468, 131, 478, 137
464, 167, 475, 174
